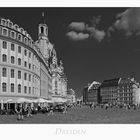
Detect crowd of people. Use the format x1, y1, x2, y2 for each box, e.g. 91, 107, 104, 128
0, 102, 70, 121
87, 102, 139, 110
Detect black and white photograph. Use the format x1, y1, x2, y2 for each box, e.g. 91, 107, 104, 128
1, 6, 140, 125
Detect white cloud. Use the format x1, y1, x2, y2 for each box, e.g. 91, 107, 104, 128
66, 31, 89, 41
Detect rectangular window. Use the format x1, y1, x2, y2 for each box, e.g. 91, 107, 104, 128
29, 87, 31, 94
11, 69, 14, 78
24, 86, 27, 94
29, 74, 31, 81
24, 73, 27, 80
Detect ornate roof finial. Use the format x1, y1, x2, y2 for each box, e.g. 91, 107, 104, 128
41, 12, 45, 24
42, 12, 44, 17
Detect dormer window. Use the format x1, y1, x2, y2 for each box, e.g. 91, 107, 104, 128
8, 22, 13, 28
23, 30, 26, 35
10, 31, 16, 39
26, 33, 29, 38
14, 24, 19, 31
24, 31, 27, 36
2, 28, 8, 36
1, 19, 6, 26
19, 28, 24, 34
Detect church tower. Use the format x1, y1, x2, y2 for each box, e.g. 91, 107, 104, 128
38, 12, 48, 40
37, 12, 53, 59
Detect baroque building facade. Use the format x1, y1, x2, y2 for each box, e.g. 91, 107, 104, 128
0, 16, 67, 103
51, 57, 68, 102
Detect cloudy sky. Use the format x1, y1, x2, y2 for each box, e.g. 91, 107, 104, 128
1, 8, 140, 97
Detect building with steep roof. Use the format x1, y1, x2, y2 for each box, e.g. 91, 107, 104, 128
118, 77, 140, 105
100, 78, 121, 104
82, 81, 101, 104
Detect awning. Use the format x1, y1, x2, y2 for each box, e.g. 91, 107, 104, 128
7, 98, 33, 103
32, 98, 53, 103
52, 98, 67, 103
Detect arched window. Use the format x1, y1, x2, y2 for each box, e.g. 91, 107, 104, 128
18, 34, 22, 41
11, 83, 14, 92
2, 82, 6, 92
18, 46, 21, 53
24, 86, 27, 94
2, 68, 7, 77
11, 44, 15, 51
10, 31, 15, 39
18, 84, 21, 93
11, 69, 14, 78
2, 54, 7, 62
11, 56, 15, 64
2, 28, 8, 36
3, 41, 7, 49
18, 58, 21, 65
18, 71, 21, 79
41, 26, 44, 33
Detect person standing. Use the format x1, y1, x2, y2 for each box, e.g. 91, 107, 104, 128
63, 104, 67, 114
15, 104, 23, 120
26, 105, 32, 118
15, 104, 21, 120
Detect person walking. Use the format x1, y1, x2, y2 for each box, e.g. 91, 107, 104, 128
48, 105, 54, 116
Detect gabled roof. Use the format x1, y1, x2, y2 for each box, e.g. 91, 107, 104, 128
100, 78, 120, 87
119, 77, 140, 87
88, 81, 101, 91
